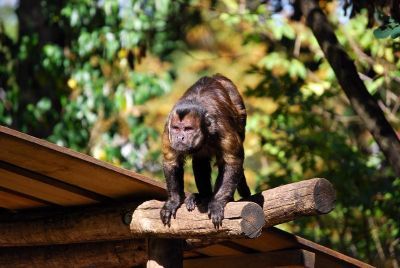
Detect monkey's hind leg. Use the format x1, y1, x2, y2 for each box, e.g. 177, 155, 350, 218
237, 174, 251, 198
185, 156, 212, 211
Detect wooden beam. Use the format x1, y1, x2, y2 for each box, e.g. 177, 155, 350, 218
130, 201, 265, 239
247, 178, 335, 227
0, 204, 136, 246
147, 238, 183, 268
183, 249, 315, 268
130, 178, 335, 239
0, 178, 335, 246
0, 240, 146, 267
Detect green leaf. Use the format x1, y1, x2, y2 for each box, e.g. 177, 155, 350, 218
390, 25, 400, 38
373, 25, 393, 39
373, 22, 400, 39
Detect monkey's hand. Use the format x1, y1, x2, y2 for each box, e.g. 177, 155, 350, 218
208, 200, 225, 228
160, 199, 181, 226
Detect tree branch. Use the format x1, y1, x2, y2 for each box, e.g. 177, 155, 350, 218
299, 0, 400, 176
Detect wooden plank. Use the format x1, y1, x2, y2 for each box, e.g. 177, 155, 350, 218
193, 244, 245, 257
0, 161, 111, 202
234, 228, 297, 252
292, 232, 374, 268
183, 251, 202, 258
233, 228, 373, 268
184, 249, 315, 268
0, 239, 146, 268
0, 189, 48, 210
0, 167, 97, 206
218, 241, 259, 254
0, 126, 166, 200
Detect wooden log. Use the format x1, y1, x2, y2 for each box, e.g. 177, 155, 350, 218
0, 239, 146, 268
130, 178, 335, 238
130, 201, 265, 239
183, 249, 316, 268
0, 204, 137, 246
147, 238, 183, 268
0, 178, 335, 246
247, 178, 336, 227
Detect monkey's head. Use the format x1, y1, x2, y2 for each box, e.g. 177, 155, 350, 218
168, 104, 207, 154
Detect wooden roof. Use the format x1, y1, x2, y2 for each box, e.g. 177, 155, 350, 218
0, 126, 165, 210
0, 126, 372, 267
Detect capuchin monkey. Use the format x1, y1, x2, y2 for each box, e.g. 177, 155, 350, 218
160, 74, 251, 228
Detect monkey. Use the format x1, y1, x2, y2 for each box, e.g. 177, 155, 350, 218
160, 74, 251, 228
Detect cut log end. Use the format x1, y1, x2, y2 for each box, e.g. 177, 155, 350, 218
240, 202, 264, 238
313, 178, 336, 214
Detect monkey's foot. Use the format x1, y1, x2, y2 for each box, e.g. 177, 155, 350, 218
185, 193, 211, 211
185, 194, 197, 211
160, 199, 182, 226
208, 200, 225, 228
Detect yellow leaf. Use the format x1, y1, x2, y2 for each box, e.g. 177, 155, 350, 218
373, 64, 384, 75
118, 49, 128, 59
67, 78, 77, 90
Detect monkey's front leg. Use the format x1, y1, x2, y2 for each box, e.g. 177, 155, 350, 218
160, 162, 184, 226
208, 163, 242, 228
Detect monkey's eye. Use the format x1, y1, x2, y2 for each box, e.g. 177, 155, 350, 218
172, 126, 180, 130
184, 126, 193, 131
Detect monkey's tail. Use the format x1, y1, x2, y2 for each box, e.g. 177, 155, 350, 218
237, 175, 251, 198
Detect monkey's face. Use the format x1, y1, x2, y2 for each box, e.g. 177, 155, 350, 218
169, 111, 205, 153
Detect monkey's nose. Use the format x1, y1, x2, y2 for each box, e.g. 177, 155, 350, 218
180, 136, 185, 141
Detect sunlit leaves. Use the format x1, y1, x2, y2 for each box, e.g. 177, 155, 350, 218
0, 6, 18, 42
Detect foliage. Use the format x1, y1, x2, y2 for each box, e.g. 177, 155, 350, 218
213, 2, 400, 265
0, 0, 191, 171
373, 17, 400, 39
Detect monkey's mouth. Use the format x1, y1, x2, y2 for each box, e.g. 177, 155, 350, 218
171, 142, 200, 154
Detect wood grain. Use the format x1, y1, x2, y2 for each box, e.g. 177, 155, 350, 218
0, 189, 48, 210
0, 204, 136, 246
246, 178, 336, 226
130, 201, 265, 239
0, 240, 146, 268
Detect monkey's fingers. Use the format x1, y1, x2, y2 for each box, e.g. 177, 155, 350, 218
160, 207, 172, 226
210, 213, 224, 229
208, 202, 225, 229
172, 207, 178, 219
184, 193, 198, 211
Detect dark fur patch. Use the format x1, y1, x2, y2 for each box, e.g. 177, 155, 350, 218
174, 101, 204, 120
176, 107, 191, 120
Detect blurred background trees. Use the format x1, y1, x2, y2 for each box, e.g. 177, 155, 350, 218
0, 0, 399, 266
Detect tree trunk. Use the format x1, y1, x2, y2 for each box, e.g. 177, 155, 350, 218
299, 0, 400, 176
